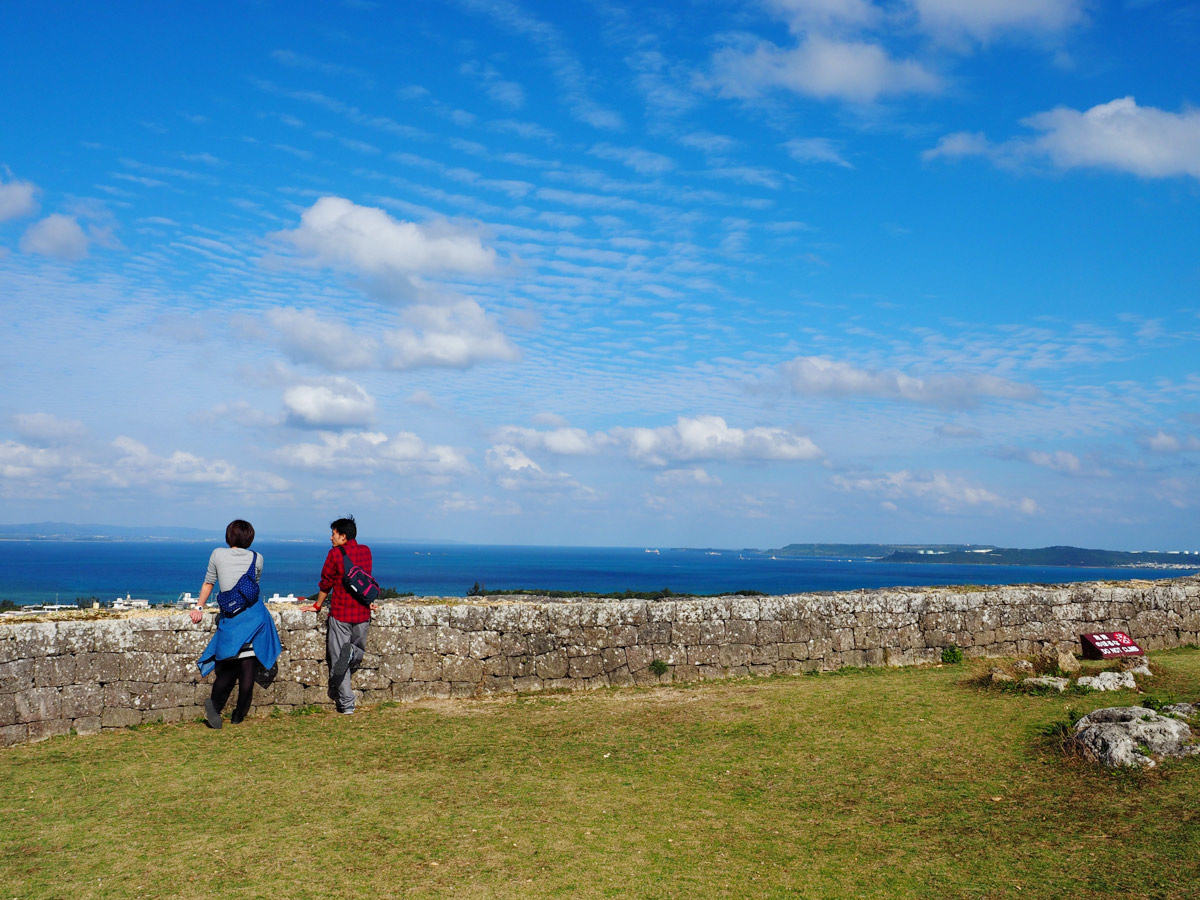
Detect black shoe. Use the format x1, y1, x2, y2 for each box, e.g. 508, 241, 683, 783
330, 642, 354, 683
230, 710, 246, 725
204, 698, 223, 730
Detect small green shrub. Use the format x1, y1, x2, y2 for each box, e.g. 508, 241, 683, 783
649, 658, 669, 676
941, 646, 964, 665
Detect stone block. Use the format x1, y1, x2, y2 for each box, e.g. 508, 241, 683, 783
638, 622, 672, 645
626, 645, 653, 672
604, 624, 635, 647
0, 658, 35, 693
436, 627, 471, 656
54, 623, 96, 654
688, 645, 719, 666
15, 687, 61, 723
719, 644, 751, 668
102, 706, 144, 728
120, 651, 170, 683
0, 693, 16, 723
726, 619, 757, 644
568, 655, 604, 679
469, 631, 502, 660
91, 620, 138, 653
27, 718, 71, 743
480, 675, 514, 695
72, 716, 102, 736
534, 649, 569, 680
700, 621, 727, 644
513, 675, 543, 693
600, 647, 627, 673
104, 681, 154, 711
289, 629, 327, 660
757, 620, 783, 644
750, 644, 780, 665
527, 633, 557, 656
0, 723, 28, 746
75, 652, 122, 684
379, 652, 415, 683
60, 683, 103, 718
672, 622, 701, 645
442, 656, 483, 683
500, 632, 529, 656
411, 652, 442, 681
150, 683, 196, 709
407, 625, 438, 652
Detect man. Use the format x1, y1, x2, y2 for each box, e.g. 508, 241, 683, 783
301, 516, 374, 715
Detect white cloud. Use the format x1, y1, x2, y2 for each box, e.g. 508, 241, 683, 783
384, 301, 519, 369
781, 356, 1038, 407
784, 138, 853, 167
270, 196, 498, 299
0, 174, 39, 221
589, 143, 676, 175
493, 425, 607, 456
832, 469, 1038, 515
495, 416, 821, 467
0, 432, 289, 498
765, 0, 880, 33
935, 423, 982, 439
910, 0, 1086, 43
1024, 449, 1082, 474
20, 214, 89, 260
612, 415, 822, 466
655, 467, 721, 486
712, 34, 941, 103
275, 430, 471, 477
1144, 430, 1200, 454
485, 444, 594, 496
283, 379, 376, 428
12, 413, 87, 444
267, 301, 518, 372
926, 98, 1200, 181
267, 307, 381, 370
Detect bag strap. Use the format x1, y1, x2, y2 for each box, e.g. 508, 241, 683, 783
245, 551, 258, 582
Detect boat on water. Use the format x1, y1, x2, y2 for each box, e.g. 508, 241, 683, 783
644, 548, 660, 554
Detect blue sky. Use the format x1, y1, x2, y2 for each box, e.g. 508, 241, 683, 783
1, 0, 1198, 549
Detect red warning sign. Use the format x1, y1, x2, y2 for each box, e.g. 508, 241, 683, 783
1080, 632, 1143, 660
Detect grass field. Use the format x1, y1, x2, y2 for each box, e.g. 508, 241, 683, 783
2, 650, 1199, 900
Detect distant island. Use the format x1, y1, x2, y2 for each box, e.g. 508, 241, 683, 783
0, 522, 219, 541
880, 545, 1200, 569
760, 543, 987, 559
760, 543, 1199, 570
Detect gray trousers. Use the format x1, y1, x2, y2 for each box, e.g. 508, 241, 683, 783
327, 617, 369, 712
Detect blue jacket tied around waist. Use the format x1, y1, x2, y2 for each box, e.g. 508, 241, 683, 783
196, 601, 282, 677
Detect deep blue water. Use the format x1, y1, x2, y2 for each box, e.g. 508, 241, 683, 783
1, 541, 1196, 606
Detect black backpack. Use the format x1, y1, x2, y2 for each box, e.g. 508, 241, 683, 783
339, 546, 380, 605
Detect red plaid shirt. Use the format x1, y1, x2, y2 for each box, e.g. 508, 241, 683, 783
319, 539, 373, 624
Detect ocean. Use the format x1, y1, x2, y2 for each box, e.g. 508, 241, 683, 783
2, 540, 1196, 606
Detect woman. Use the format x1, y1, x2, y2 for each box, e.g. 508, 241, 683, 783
191, 519, 281, 728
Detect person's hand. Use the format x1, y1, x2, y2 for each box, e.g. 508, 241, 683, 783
189, 608, 204, 624
300, 603, 319, 612
370, 602, 379, 611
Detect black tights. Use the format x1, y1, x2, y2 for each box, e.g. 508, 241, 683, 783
211, 657, 255, 723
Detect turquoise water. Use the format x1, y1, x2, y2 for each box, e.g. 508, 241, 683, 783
2, 541, 1195, 606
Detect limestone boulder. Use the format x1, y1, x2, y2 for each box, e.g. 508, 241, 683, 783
1077, 671, 1137, 692
1073, 706, 1198, 768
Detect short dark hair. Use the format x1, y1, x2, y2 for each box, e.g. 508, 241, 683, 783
226, 519, 255, 549
330, 516, 357, 541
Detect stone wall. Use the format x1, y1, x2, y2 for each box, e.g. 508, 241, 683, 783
4, 577, 1200, 747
